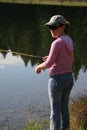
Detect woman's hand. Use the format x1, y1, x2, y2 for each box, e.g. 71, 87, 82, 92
35, 65, 42, 74
35, 63, 47, 74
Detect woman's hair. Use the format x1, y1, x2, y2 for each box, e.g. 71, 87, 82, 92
64, 21, 70, 34
58, 21, 70, 34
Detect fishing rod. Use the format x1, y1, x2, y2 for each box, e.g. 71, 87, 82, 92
0, 49, 43, 59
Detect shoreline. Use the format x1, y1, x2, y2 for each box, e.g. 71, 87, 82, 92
0, 0, 87, 7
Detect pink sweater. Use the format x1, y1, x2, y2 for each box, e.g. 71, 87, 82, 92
44, 35, 74, 76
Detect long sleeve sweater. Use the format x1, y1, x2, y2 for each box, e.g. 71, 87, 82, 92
44, 35, 74, 76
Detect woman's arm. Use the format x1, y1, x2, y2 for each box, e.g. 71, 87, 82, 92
35, 40, 60, 74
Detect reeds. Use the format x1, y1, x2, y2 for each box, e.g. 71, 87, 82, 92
24, 121, 42, 130
6, 95, 87, 130
25, 95, 87, 130
70, 95, 87, 130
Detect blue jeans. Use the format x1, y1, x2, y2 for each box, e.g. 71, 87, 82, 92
48, 73, 74, 130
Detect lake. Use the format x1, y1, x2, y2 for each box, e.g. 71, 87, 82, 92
0, 3, 87, 130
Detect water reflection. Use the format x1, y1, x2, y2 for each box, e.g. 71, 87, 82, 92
0, 53, 49, 129
0, 3, 87, 130
0, 3, 87, 79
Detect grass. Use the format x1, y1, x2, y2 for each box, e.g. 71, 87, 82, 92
25, 95, 87, 130
24, 121, 42, 130
0, 0, 87, 6
70, 95, 87, 130
24, 120, 50, 130
6, 95, 87, 130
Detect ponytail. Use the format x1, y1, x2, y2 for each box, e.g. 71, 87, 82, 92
57, 21, 70, 34
64, 21, 70, 34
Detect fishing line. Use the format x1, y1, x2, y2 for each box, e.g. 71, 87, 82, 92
0, 49, 43, 59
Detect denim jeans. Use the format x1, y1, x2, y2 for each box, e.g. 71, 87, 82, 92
48, 73, 74, 130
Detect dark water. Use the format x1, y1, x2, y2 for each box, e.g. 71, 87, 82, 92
0, 3, 87, 130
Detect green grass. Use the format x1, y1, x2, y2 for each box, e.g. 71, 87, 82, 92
24, 95, 87, 130
24, 121, 42, 130
25, 96, 87, 130
24, 119, 50, 130
6, 95, 87, 130
0, 0, 87, 6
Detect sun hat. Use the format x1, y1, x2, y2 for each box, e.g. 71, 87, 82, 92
45, 15, 69, 26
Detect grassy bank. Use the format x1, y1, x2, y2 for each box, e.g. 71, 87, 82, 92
0, 0, 87, 6
25, 99, 87, 130
25, 96, 87, 130
23, 95, 87, 130
70, 96, 87, 130
6, 96, 87, 130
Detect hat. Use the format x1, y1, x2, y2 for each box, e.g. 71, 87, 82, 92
45, 15, 68, 26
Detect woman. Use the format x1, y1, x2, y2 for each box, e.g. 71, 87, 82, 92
35, 15, 74, 130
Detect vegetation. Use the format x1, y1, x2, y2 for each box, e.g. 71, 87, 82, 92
0, 0, 87, 6
24, 120, 49, 130
6, 96, 87, 130
24, 121, 42, 130
24, 95, 87, 130
0, 3, 87, 79
0, 2, 87, 130
70, 95, 87, 130
24, 96, 87, 130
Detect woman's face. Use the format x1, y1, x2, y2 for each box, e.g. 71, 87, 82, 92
49, 26, 65, 38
